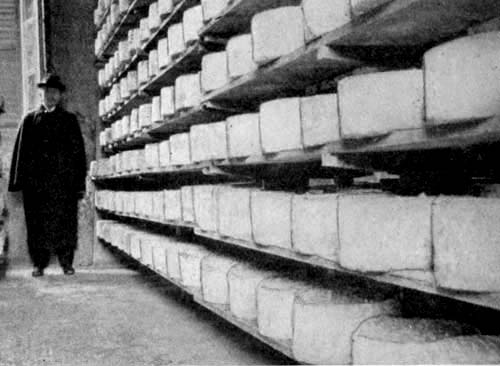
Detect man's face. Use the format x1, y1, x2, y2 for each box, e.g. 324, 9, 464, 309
40, 87, 62, 109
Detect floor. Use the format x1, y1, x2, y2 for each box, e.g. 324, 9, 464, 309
0, 265, 293, 366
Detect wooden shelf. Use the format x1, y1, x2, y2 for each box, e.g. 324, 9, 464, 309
148, 105, 236, 139
92, 161, 211, 181
141, 42, 209, 94
104, 132, 157, 153
98, 209, 195, 229
199, 0, 302, 38
194, 229, 500, 312
102, 91, 152, 123
193, 297, 295, 361
96, 0, 151, 59
203, 0, 500, 109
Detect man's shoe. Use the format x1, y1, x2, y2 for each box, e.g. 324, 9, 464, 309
63, 267, 75, 275
32, 268, 44, 277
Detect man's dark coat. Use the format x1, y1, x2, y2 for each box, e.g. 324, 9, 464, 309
8, 105, 87, 253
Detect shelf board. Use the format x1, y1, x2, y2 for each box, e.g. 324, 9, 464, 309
141, 42, 208, 94
106, 132, 157, 152
199, 0, 302, 38
92, 161, 211, 181
97, 0, 151, 59
193, 297, 295, 361
98, 209, 195, 229
102, 90, 152, 122
194, 229, 500, 312
148, 105, 236, 139
203, 0, 500, 109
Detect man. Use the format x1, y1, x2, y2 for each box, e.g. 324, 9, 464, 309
8, 74, 87, 277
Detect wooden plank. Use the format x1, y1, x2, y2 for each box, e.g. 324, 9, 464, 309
92, 161, 211, 180
103, 91, 152, 122
141, 42, 208, 94
193, 296, 295, 361
194, 229, 500, 312
148, 105, 236, 139
97, 209, 196, 229
107, 132, 157, 152
323, 115, 500, 155
199, 0, 302, 38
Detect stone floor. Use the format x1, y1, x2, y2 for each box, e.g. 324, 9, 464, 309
0, 266, 293, 366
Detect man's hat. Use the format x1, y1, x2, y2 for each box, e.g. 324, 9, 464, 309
37, 74, 66, 92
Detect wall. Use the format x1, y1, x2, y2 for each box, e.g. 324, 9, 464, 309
42, 0, 118, 266
0, 0, 27, 264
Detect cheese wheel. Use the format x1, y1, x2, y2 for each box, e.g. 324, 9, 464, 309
144, 143, 160, 169
167, 23, 185, 58
164, 189, 182, 221
207, 121, 228, 160
227, 34, 258, 79
152, 236, 168, 274
110, 3, 119, 25
127, 70, 138, 94
227, 113, 261, 159
194, 185, 218, 232
339, 194, 433, 274
338, 69, 424, 139
120, 78, 130, 101
138, 103, 152, 128
217, 186, 253, 242
160, 86, 175, 117
257, 277, 310, 340
201, 0, 228, 22
292, 194, 339, 261
201, 51, 229, 93
169, 133, 191, 165
152, 190, 164, 220
251, 190, 293, 249
183, 5, 203, 46
148, 49, 159, 79
130, 108, 139, 133
119, 0, 129, 15
141, 234, 155, 267
138, 60, 150, 86
140, 18, 150, 44
302, 0, 351, 41
178, 244, 211, 290
350, 0, 393, 17
158, 140, 171, 167
252, 7, 305, 65
425, 32, 500, 125
174, 73, 202, 111
165, 239, 182, 280
201, 254, 239, 305
260, 97, 302, 153
122, 115, 131, 138
151, 96, 162, 124
352, 316, 485, 364
181, 186, 195, 223
159, 0, 173, 18
148, 2, 160, 33
292, 286, 400, 364
119, 40, 130, 65
127, 29, 136, 57
158, 37, 170, 70
190, 124, 210, 163
130, 233, 142, 260
433, 197, 500, 292
300, 93, 340, 147
228, 264, 277, 321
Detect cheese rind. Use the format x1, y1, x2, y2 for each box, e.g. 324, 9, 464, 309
178, 244, 210, 289
300, 93, 340, 147
227, 34, 258, 79
227, 113, 261, 158
183, 5, 203, 46
169, 133, 191, 166
252, 7, 305, 65
201, 0, 228, 22
158, 140, 171, 167
168, 23, 185, 58
338, 69, 424, 138
201, 51, 229, 93
193, 185, 218, 232
433, 197, 500, 292
302, 0, 351, 40
338, 194, 433, 273
164, 189, 182, 221
181, 186, 195, 223
259, 98, 302, 153
424, 32, 500, 125
160, 86, 175, 117
217, 187, 253, 242
251, 191, 293, 249
201, 254, 238, 305
292, 194, 339, 261
174, 73, 201, 111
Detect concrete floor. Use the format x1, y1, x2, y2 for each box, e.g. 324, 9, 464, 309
0, 266, 293, 366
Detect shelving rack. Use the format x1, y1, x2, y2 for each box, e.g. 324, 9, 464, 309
93, 0, 500, 363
